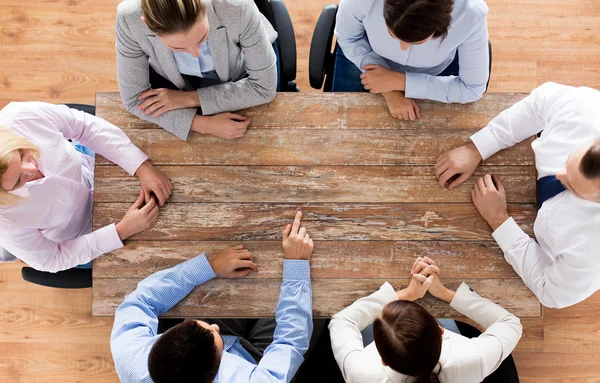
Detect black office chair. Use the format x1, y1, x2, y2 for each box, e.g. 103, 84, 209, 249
20, 103, 96, 289
308, 4, 492, 92
255, 0, 299, 92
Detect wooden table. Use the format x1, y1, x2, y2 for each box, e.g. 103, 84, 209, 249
92, 92, 541, 318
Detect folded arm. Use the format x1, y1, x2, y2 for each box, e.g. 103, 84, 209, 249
328, 282, 398, 380
450, 283, 523, 380
405, 18, 489, 103
115, 10, 196, 141
111, 254, 216, 382
197, 0, 277, 115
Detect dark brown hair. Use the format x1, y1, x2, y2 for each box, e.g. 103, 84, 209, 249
581, 139, 600, 179
373, 300, 442, 383
141, 0, 206, 35
383, 0, 454, 43
148, 321, 221, 383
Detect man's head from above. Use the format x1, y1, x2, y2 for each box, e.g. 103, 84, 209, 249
148, 320, 224, 383
373, 300, 444, 382
557, 138, 600, 202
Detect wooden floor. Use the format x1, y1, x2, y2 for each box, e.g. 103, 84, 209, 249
1, 0, 600, 381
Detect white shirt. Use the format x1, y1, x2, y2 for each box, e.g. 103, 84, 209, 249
0, 102, 149, 272
334, 0, 489, 103
470, 82, 600, 308
173, 41, 216, 78
329, 282, 522, 383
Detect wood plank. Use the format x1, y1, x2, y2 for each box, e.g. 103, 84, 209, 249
92, 203, 536, 242
92, 278, 540, 318
94, 165, 536, 204
95, 128, 534, 167
92, 240, 517, 280
95, 92, 527, 130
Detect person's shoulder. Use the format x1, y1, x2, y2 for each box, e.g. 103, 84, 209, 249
117, 0, 142, 20
454, 0, 488, 21
0, 101, 55, 123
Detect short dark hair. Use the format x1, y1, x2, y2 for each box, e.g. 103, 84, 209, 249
581, 139, 600, 179
373, 300, 442, 383
148, 321, 221, 383
383, 0, 454, 43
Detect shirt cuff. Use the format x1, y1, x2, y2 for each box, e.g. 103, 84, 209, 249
126, 149, 150, 177
405, 72, 430, 100
449, 282, 476, 312
492, 217, 528, 253
283, 260, 311, 281
377, 282, 400, 303
186, 253, 218, 285
470, 127, 504, 161
94, 223, 124, 256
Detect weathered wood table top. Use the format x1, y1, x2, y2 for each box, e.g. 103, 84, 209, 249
92, 92, 541, 318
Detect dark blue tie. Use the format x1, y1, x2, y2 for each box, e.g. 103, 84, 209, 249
537, 175, 566, 209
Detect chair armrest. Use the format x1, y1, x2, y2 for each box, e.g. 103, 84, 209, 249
309, 4, 338, 90
271, 0, 297, 82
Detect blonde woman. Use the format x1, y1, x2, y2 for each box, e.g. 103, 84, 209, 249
116, 0, 279, 141
0, 102, 172, 272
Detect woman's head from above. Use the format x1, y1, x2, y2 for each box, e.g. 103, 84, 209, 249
556, 138, 600, 202
373, 300, 444, 383
141, 0, 209, 57
0, 127, 41, 206
383, 0, 454, 51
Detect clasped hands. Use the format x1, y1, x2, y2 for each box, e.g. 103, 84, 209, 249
397, 257, 456, 303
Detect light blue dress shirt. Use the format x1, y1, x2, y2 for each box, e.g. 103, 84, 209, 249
335, 0, 490, 103
173, 41, 218, 79
110, 253, 313, 383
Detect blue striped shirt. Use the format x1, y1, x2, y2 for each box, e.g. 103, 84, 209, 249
110, 254, 313, 383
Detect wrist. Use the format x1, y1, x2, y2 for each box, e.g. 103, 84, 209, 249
438, 287, 456, 303
489, 213, 510, 231
115, 221, 130, 241
395, 72, 406, 91
186, 90, 200, 108
466, 141, 483, 163
396, 288, 415, 301
135, 160, 151, 177
191, 115, 210, 134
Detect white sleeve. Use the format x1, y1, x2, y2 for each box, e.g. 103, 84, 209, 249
470, 82, 574, 160
328, 282, 397, 380
21, 102, 149, 176
492, 217, 597, 309
450, 283, 523, 380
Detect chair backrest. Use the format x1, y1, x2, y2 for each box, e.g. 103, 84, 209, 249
308, 4, 339, 91
253, 0, 297, 90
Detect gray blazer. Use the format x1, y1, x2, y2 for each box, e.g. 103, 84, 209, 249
116, 0, 278, 140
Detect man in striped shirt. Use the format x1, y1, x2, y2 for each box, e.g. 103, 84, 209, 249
110, 211, 314, 382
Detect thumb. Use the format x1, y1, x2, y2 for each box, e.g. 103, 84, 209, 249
423, 275, 434, 289
413, 273, 427, 283
362, 64, 379, 71
132, 190, 144, 209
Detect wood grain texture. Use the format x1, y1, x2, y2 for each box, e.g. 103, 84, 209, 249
3, 0, 600, 381
93, 278, 541, 318
94, 165, 536, 203
95, 92, 528, 130
95, 128, 534, 166
93, 202, 536, 242
92, 240, 517, 280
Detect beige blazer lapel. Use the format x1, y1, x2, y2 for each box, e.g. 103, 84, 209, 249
206, 3, 230, 82
147, 35, 188, 89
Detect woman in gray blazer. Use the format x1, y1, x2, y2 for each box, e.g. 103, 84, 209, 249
116, 0, 279, 141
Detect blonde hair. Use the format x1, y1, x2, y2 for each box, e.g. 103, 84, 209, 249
141, 0, 207, 35
0, 126, 40, 207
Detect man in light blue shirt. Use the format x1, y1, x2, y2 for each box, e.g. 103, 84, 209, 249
333, 0, 489, 119
110, 211, 314, 383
